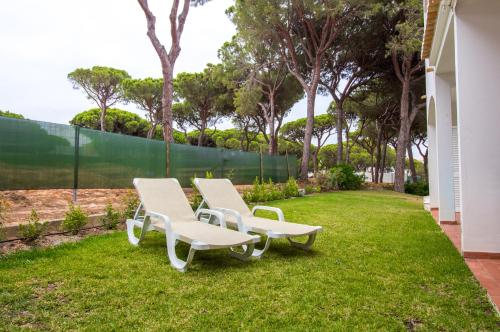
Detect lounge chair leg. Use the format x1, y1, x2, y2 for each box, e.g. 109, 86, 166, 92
251, 236, 272, 258
166, 234, 196, 272
126, 218, 150, 246
229, 243, 255, 261
288, 233, 317, 250
233, 236, 272, 259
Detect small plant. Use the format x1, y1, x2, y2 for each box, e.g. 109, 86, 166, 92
283, 177, 300, 198
61, 202, 88, 235
101, 203, 120, 230
328, 167, 344, 190
19, 209, 47, 243
305, 184, 321, 194
243, 178, 284, 203
121, 190, 140, 220
243, 177, 263, 203
225, 169, 235, 182
265, 179, 284, 201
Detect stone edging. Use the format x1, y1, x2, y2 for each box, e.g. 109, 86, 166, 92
1, 214, 106, 242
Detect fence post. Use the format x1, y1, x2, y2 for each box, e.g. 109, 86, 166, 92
73, 126, 80, 202
166, 141, 171, 177
259, 146, 263, 184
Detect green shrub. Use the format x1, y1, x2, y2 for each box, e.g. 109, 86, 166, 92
101, 203, 121, 230
283, 177, 300, 198
0, 110, 24, 119
329, 167, 344, 190
243, 178, 285, 203
305, 184, 321, 194
331, 164, 363, 190
19, 209, 47, 243
121, 190, 140, 220
265, 179, 284, 201
243, 177, 264, 203
317, 164, 363, 191
404, 181, 429, 196
315, 172, 333, 192
243, 177, 262, 203
61, 202, 88, 235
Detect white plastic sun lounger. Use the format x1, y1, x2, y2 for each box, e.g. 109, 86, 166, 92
126, 178, 260, 272
194, 178, 323, 258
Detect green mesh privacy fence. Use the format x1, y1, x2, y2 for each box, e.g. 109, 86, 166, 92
0, 117, 75, 189
0, 117, 297, 189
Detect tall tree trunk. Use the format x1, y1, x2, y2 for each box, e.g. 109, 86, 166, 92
370, 153, 375, 183
394, 79, 411, 192
161, 73, 174, 177
100, 104, 107, 131
268, 131, 277, 155
312, 150, 319, 175
161, 71, 174, 143
374, 124, 383, 184
345, 125, 350, 164
268, 93, 277, 155
271, 138, 278, 155
379, 140, 388, 183
336, 106, 343, 164
300, 90, 316, 179
147, 123, 157, 139
394, 130, 410, 190
407, 142, 417, 182
244, 132, 251, 151
313, 137, 322, 175
241, 128, 247, 151
198, 118, 206, 147
138, 0, 192, 176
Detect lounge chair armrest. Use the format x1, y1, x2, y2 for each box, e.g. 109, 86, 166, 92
147, 211, 173, 233
196, 208, 227, 228
212, 207, 246, 233
251, 206, 285, 222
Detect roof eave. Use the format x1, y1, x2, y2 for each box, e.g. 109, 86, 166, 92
421, 0, 441, 59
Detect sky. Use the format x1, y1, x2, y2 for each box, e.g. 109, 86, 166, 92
0, 0, 331, 132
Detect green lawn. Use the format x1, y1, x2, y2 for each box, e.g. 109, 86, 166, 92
1, 191, 499, 331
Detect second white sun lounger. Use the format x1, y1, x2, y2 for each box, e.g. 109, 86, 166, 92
126, 178, 260, 272
194, 178, 323, 258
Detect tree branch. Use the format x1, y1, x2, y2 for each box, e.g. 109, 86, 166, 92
138, 0, 170, 69
391, 49, 405, 83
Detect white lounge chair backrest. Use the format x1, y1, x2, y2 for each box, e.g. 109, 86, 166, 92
195, 178, 252, 216
134, 178, 194, 223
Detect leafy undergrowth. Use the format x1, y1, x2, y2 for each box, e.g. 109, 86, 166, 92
1, 191, 498, 331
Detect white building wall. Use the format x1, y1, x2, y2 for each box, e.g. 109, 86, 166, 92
426, 67, 439, 209
451, 126, 461, 212
434, 74, 456, 222
454, 0, 500, 253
